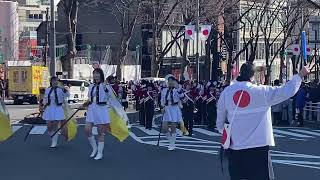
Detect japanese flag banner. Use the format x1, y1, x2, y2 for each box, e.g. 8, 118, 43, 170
185, 25, 195, 40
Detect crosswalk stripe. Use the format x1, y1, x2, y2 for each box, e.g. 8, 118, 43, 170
289, 129, 320, 137
314, 130, 320, 133
155, 142, 220, 148
156, 139, 219, 144
273, 133, 285, 138
273, 129, 314, 138
135, 127, 160, 136
29, 126, 47, 135
193, 128, 221, 136
12, 126, 22, 133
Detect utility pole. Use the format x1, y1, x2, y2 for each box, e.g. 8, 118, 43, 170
49, 0, 56, 76
196, 0, 200, 81
43, 7, 49, 66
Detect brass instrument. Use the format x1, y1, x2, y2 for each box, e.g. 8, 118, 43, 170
193, 107, 198, 113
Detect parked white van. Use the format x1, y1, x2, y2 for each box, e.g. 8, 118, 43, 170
59, 79, 90, 103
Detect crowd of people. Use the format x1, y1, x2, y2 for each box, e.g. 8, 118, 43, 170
107, 77, 228, 135
271, 79, 320, 127
107, 75, 320, 130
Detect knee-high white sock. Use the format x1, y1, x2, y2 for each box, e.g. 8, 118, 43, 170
94, 142, 104, 160
171, 133, 176, 147
88, 136, 97, 158
168, 133, 176, 151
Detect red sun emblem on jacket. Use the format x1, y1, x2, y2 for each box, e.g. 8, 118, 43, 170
233, 90, 250, 108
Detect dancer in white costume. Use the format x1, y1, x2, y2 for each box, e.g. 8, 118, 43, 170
83, 68, 113, 160
160, 75, 184, 151
43, 76, 70, 148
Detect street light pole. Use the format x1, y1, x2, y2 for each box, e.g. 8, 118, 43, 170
196, 0, 200, 81
49, 0, 56, 76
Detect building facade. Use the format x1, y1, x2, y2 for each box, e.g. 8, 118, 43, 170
0, 1, 19, 62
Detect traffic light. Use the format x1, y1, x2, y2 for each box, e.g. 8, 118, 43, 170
75, 34, 83, 51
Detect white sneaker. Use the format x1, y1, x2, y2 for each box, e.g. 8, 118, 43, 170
50, 134, 58, 148
94, 153, 103, 160
168, 146, 175, 151
94, 142, 104, 160
90, 149, 97, 158
88, 136, 97, 158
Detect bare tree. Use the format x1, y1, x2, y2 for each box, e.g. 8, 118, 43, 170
140, 0, 182, 77
258, 0, 316, 84
111, 0, 142, 78
59, 0, 79, 78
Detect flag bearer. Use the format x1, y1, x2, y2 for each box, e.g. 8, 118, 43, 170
160, 75, 184, 151
83, 68, 113, 160
43, 76, 70, 148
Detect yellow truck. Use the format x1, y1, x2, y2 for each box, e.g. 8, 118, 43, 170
8, 66, 49, 104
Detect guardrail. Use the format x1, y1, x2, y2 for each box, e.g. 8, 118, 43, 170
303, 101, 320, 122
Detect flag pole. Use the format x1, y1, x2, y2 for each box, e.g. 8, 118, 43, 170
196, 0, 200, 81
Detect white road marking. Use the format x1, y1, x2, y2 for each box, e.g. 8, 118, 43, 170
193, 128, 221, 136
290, 138, 307, 141
135, 127, 160, 136
272, 160, 320, 170
12, 126, 22, 133
154, 142, 220, 148
289, 129, 320, 137
29, 126, 47, 134
273, 133, 285, 137
273, 129, 314, 138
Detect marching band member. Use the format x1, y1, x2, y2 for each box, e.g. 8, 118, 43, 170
193, 82, 203, 125
205, 83, 217, 129
181, 81, 195, 136
83, 68, 112, 160
43, 76, 70, 148
160, 75, 184, 151
144, 82, 155, 130
118, 83, 128, 111
139, 81, 147, 126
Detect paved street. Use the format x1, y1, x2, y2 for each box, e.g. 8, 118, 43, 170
1, 106, 320, 180
6, 104, 38, 124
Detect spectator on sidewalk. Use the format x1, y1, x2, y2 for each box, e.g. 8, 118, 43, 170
295, 83, 307, 127
271, 80, 282, 125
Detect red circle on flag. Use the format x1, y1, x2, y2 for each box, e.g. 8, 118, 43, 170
203, 29, 209, 36
307, 48, 311, 52
187, 30, 193, 35
294, 48, 299, 52
233, 90, 250, 108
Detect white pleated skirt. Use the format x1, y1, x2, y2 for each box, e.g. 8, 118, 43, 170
43, 104, 65, 121
86, 103, 110, 125
163, 105, 183, 123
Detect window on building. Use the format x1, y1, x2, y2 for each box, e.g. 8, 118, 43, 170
39, 14, 43, 19
34, 14, 39, 19
29, 14, 34, 19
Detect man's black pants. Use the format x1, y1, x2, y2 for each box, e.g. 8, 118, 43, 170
228, 146, 270, 180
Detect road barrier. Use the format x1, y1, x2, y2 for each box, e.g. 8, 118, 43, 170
303, 101, 320, 122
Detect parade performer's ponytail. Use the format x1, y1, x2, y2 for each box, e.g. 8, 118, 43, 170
236, 62, 255, 82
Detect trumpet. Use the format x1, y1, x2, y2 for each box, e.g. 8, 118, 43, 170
193, 107, 198, 113
155, 107, 161, 112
